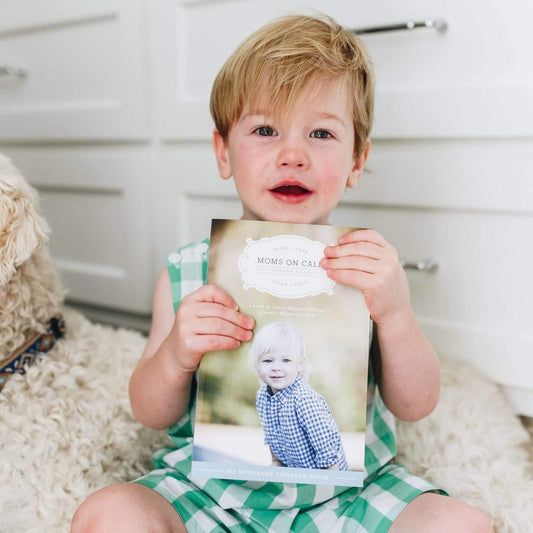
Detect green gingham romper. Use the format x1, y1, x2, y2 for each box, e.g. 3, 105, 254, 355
135, 240, 446, 532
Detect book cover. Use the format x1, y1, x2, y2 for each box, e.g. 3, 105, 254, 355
191, 219, 370, 487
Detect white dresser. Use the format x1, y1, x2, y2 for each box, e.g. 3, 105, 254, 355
1, 0, 532, 414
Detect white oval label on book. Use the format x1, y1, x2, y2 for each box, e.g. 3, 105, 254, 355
238, 235, 335, 299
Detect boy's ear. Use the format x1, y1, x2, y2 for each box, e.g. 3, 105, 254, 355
213, 129, 233, 180
347, 140, 371, 188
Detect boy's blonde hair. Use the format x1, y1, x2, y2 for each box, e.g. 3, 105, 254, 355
210, 14, 374, 156
249, 321, 311, 381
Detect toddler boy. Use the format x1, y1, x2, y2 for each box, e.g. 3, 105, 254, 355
72, 13, 493, 533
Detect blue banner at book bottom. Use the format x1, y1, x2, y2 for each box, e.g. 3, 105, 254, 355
191, 460, 364, 487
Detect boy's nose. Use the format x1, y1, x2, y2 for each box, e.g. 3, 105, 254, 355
276, 139, 309, 169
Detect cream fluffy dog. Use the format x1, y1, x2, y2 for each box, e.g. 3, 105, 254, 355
0, 155, 63, 374
0, 155, 532, 532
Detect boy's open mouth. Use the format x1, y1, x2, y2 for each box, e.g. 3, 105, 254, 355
269, 184, 312, 205
271, 185, 310, 195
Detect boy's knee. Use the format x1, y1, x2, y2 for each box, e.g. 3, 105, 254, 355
72, 484, 130, 533
432, 498, 493, 533
71, 483, 181, 533
391, 494, 493, 533
434, 498, 493, 533
71, 490, 101, 533
463, 505, 494, 533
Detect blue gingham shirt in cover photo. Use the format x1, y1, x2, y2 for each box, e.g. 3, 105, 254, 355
256, 375, 348, 470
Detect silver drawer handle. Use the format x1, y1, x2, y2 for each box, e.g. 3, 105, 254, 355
400, 259, 439, 272
353, 19, 448, 36
0, 65, 27, 78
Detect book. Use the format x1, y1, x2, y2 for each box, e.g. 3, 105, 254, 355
191, 219, 370, 487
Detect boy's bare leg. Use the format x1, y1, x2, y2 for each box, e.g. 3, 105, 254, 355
389, 493, 493, 533
71, 482, 186, 533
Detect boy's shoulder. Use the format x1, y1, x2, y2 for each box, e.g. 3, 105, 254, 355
167, 239, 210, 270
256, 384, 268, 401
293, 380, 327, 406
166, 239, 209, 308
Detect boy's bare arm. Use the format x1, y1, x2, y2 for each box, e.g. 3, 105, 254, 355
129, 269, 254, 430
370, 310, 440, 421
321, 229, 440, 422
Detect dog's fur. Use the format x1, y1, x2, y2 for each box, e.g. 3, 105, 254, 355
0, 156, 532, 533
0, 155, 63, 363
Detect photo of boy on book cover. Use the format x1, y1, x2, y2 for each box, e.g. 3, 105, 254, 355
192, 218, 369, 486
251, 321, 348, 471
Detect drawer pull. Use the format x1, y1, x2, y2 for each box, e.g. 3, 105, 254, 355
353, 19, 448, 36
0, 65, 27, 78
400, 258, 439, 272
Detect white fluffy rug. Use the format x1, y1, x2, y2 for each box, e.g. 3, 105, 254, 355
0, 308, 168, 533
396, 364, 533, 532
1, 308, 532, 533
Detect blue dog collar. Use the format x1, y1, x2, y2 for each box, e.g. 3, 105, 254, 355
0, 315, 65, 392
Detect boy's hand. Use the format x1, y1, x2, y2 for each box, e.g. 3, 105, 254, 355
321, 229, 411, 325
168, 284, 254, 374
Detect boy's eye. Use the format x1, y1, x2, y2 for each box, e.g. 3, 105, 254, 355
254, 126, 277, 136
262, 358, 272, 364
282, 358, 291, 363
310, 129, 332, 139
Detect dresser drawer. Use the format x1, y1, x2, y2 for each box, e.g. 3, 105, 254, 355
0, 0, 147, 140
347, 138, 533, 214
1, 147, 153, 313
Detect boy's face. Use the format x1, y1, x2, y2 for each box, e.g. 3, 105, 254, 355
214, 78, 369, 225
258, 351, 301, 394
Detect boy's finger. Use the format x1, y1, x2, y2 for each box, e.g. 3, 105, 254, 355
194, 317, 254, 342
187, 334, 244, 356
323, 241, 382, 260
195, 284, 239, 310
325, 268, 374, 290
321, 255, 377, 274
338, 229, 387, 247
196, 302, 255, 330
